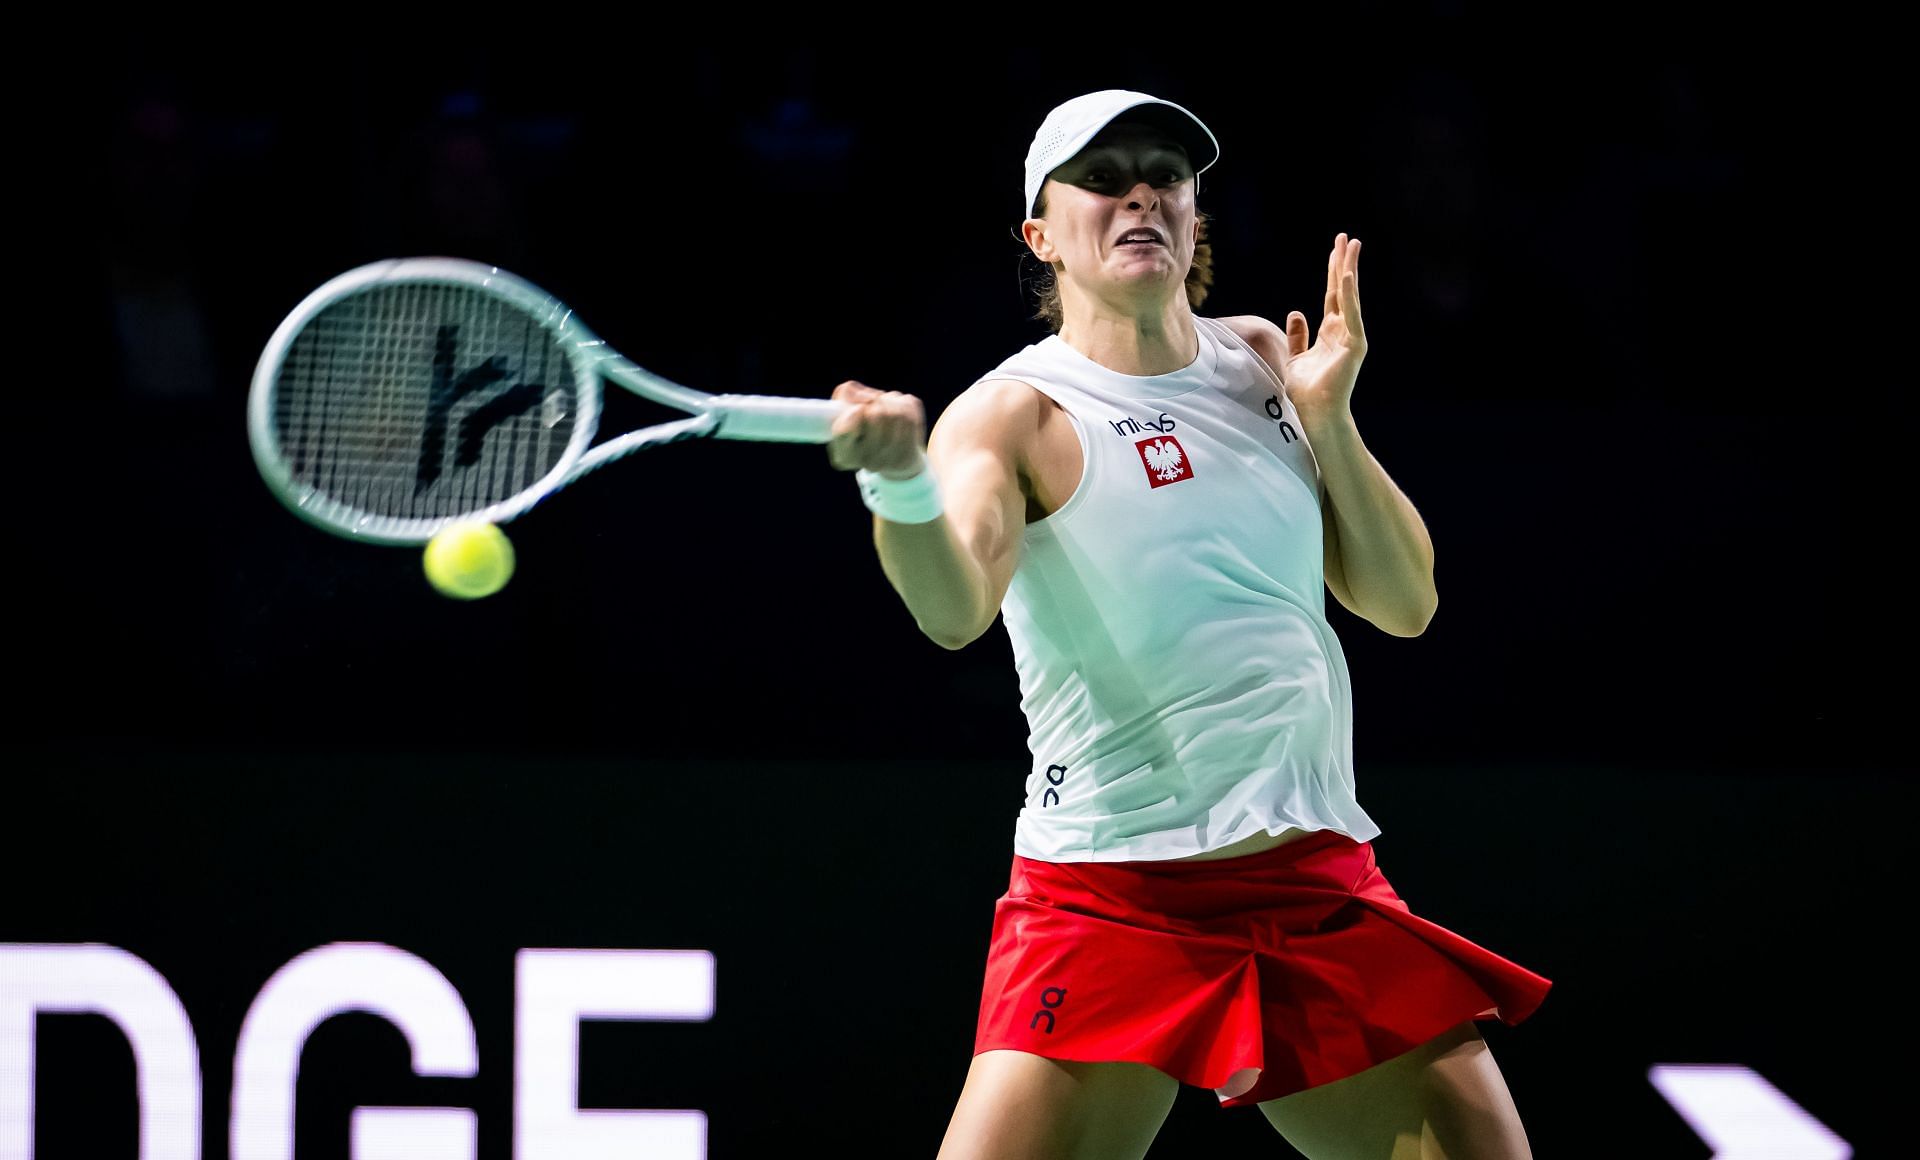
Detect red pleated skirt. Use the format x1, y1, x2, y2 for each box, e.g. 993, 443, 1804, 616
972, 829, 1551, 1107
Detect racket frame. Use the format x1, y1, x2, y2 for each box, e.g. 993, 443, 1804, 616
249, 257, 840, 545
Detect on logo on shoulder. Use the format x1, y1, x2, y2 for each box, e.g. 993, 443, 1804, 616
1136, 436, 1192, 488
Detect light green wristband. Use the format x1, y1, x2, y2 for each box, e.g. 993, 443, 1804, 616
855, 464, 943, 524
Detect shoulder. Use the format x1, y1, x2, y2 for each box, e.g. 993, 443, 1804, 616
1211, 315, 1288, 373
939, 377, 1053, 429
931, 377, 1057, 464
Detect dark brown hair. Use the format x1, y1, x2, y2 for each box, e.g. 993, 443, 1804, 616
1025, 192, 1214, 332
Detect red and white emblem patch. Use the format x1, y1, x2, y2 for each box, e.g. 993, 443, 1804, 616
1135, 436, 1192, 487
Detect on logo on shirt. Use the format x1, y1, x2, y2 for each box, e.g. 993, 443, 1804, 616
1136, 436, 1192, 487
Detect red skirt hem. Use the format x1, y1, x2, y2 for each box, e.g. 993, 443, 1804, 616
970, 829, 1551, 1106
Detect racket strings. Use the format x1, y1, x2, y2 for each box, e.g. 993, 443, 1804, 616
273, 283, 582, 522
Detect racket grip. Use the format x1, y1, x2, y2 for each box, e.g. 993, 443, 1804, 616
710, 395, 849, 443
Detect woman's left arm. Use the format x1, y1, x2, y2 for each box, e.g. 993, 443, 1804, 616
1273, 233, 1436, 637
1300, 407, 1437, 637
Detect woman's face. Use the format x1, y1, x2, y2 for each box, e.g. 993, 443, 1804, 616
1027, 122, 1197, 303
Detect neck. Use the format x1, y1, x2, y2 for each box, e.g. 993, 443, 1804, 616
1057, 290, 1197, 377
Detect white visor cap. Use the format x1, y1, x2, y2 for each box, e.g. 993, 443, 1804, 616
1023, 89, 1220, 219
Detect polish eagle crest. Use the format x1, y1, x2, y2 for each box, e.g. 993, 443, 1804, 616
1143, 438, 1185, 481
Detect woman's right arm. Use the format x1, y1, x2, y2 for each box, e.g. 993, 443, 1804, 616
828, 378, 1036, 650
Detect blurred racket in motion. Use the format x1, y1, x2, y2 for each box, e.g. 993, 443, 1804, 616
248, 257, 846, 543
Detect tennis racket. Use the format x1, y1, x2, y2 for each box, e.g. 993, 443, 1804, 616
247, 256, 847, 544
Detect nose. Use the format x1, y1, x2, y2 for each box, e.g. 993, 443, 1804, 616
1123, 180, 1159, 211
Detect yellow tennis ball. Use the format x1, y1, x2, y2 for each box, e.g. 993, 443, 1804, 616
423, 521, 515, 599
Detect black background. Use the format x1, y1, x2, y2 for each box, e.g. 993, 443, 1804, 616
9, 15, 1898, 1159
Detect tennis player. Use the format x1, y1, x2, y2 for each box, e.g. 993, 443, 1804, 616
828, 89, 1550, 1160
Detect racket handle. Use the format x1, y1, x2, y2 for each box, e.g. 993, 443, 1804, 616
709, 395, 849, 443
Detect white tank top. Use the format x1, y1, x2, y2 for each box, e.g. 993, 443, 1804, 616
974, 315, 1381, 862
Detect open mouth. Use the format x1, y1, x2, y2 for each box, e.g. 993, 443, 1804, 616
1115, 228, 1166, 248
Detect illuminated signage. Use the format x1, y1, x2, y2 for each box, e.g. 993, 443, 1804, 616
1, 942, 715, 1160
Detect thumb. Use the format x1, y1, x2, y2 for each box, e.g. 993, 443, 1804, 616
832, 379, 881, 404
1285, 312, 1310, 356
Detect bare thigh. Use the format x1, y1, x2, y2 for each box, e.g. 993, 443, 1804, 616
936, 1049, 1179, 1160
1258, 1022, 1532, 1160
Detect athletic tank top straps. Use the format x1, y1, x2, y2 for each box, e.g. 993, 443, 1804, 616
974, 316, 1381, 862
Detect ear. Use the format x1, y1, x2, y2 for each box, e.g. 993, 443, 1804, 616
1022, 218, 1057, 264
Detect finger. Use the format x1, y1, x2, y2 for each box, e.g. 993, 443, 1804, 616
827, 434, 855, 471
888, 391, 927, 431
877, 406, 926, 461
1324, 234, 1343, 317
831, 380, 882, 405
827, 409, 866, 463
1342, 239, 1365, 342
1286, 311, 1310, 357
829, 398, 875, 442
872, 393, 926, 439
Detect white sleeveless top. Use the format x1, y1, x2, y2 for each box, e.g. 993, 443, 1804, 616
974, 315, 1381, 862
